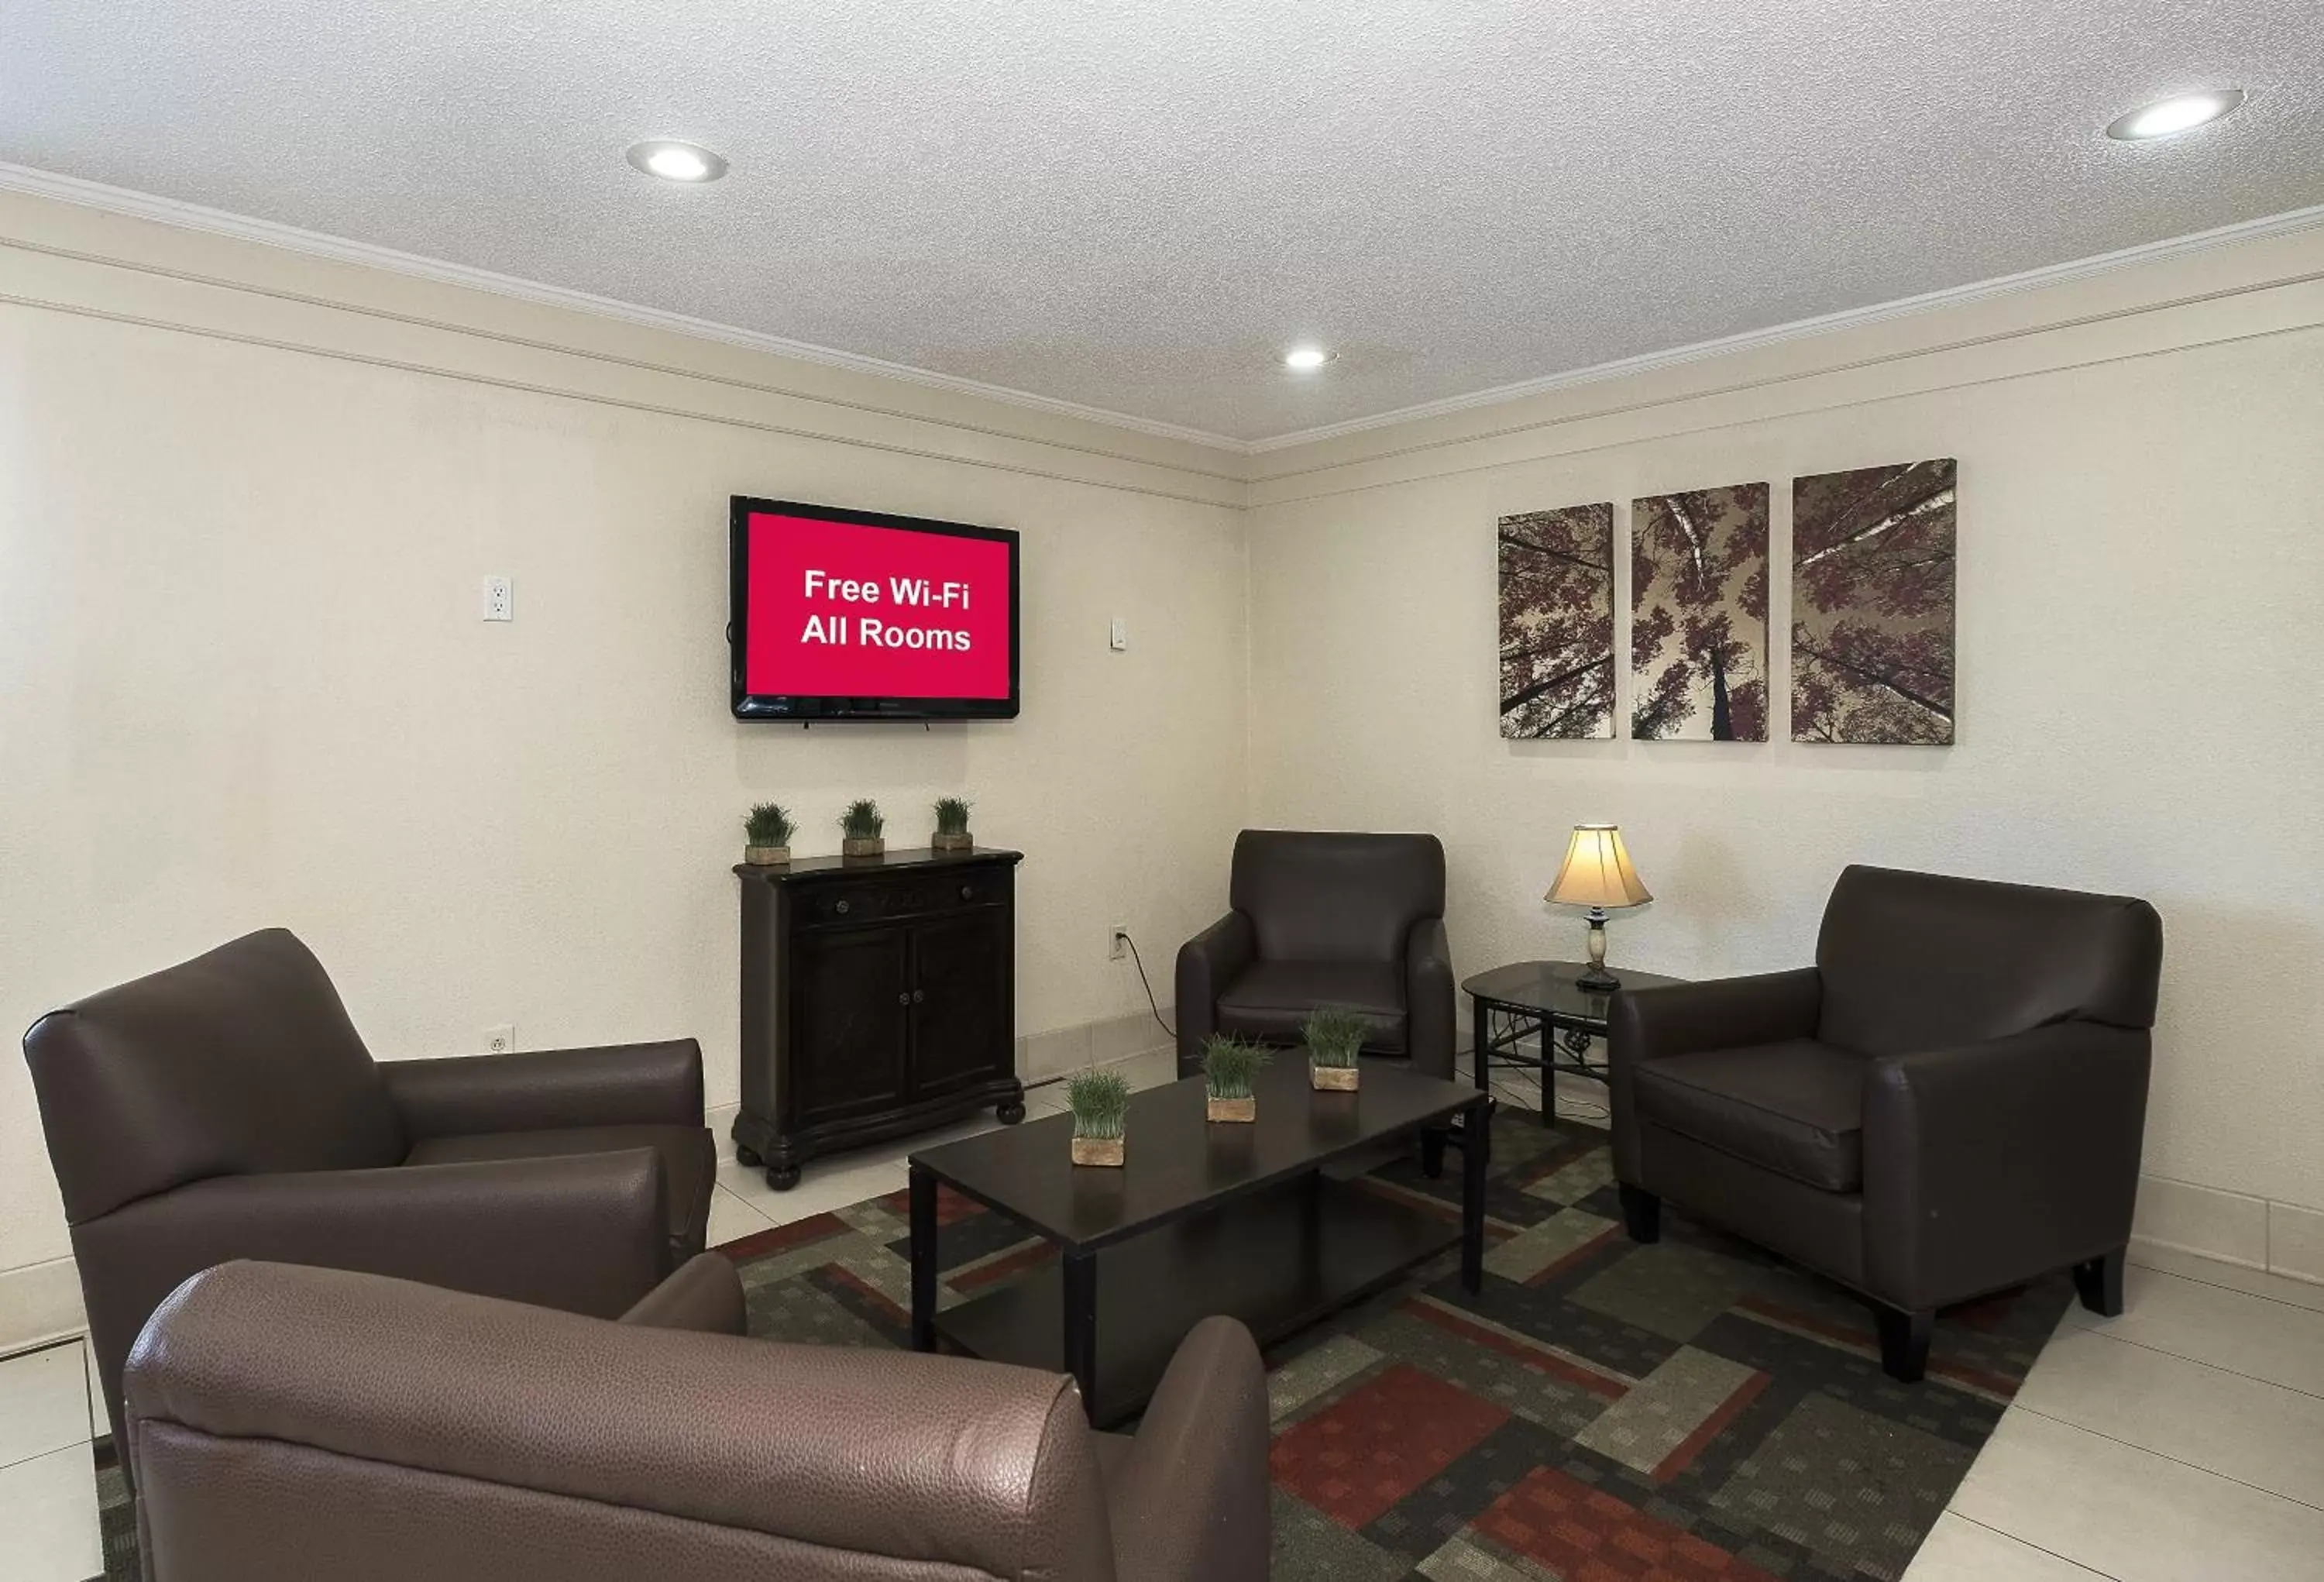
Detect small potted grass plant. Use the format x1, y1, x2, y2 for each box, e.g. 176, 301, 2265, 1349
1304, 1006, 1366, 1091
1202, 1034, 1270, 1123
743, 803, 795, 866
839, 798, 885, 858
931, 796, 974, 852
1066, 1068, 1131, 1167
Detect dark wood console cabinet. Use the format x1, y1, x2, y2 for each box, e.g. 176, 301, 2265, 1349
732, 848, 1025, 1190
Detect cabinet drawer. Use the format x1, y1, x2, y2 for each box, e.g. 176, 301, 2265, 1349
795, 869, 1010, 930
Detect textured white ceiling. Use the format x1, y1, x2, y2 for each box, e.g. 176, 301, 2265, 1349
4, 1, 2320, 444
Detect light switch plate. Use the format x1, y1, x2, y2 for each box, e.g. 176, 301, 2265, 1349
1108, 616, 1127, 652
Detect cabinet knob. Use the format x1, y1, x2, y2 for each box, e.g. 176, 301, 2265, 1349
897, 991, 910, 1006
835, 899, 850, 914
960, 885, 974, 900
912, 989, 926, 1004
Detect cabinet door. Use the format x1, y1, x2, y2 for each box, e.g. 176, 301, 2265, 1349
908, 910, 1012, 1099
790, 927, 911, 1126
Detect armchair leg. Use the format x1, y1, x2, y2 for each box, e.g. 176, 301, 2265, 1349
1875, 1306, 1932, 1383
2072, 1246, 2127, 1318
1420, 1127, 1447, 1179
1618, 1184, 1660, 1243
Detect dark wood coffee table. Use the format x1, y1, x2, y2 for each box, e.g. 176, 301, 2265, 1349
908, 1055, 1487, 1424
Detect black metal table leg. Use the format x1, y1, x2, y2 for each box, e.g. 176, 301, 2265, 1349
909, 1161, 937, 1353
1470, 995, 1490, 1094
1062, 1249, 1098, 1416
1539, 1013, 1558, 1127
1460, 1095, 1489, 1292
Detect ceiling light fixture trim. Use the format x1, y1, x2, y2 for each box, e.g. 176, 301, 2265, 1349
2105, 90, 2246, 142
626, 139, 730, 182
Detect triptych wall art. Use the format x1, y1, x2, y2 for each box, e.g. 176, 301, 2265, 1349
1497, 459, 1955, 745
1496, 504, 1616, 739
1791, 459, 1958, 745
1630, 483, 1769, 741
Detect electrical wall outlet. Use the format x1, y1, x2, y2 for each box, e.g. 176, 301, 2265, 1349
482, 576, 514, 621
1109, 925, 1129, 961
484, 1023, 515, 1054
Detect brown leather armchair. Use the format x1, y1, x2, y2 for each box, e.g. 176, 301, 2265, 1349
22, 927, 713, 1458
125, 1257, 1272, 1582
1609, 865, 2162, 1382
1177, 830, 1455, 1082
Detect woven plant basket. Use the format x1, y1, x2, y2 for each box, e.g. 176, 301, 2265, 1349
1071, 1135, 1124, 1167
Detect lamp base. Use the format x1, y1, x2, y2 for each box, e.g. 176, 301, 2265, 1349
1577, 910, 1619, 992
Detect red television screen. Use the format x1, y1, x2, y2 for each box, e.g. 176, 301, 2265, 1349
730, 498, 1019, 720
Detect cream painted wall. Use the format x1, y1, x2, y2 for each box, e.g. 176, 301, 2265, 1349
0, 193, 1246, 1330
1244, 229, 2324, 1258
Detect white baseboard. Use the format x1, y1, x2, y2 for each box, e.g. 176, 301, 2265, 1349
2266, 1200, 2324, 1285
2130, 1173, 2324, 1285
0, 1255, 88, 1355
1020, 1007, 1174, 1080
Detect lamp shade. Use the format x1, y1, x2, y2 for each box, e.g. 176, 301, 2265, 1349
1545, 824, 1652, 910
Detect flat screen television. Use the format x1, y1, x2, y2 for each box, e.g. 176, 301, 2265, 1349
730, 497, 1020, 721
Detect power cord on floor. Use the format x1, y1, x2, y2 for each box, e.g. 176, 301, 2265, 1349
1119, 931, 1177, 1042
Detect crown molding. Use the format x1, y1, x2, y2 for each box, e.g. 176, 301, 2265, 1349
1243, 200, 2324, 455
0, 160, 1249, 456
8, 159, 2322, 467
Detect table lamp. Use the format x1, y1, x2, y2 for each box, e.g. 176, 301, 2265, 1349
1545, 824, 1652, 992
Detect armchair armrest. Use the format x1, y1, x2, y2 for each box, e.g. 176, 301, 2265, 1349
1863, 1021, 2150, 1310
1609, 969, 1823, 1065
620, 1252, 748, 1335
82, 1150, 665, 1364
1607, 968, 1821, 1181
1175, 912, 1255, 1075
383, 1038, 705, 1139
1404, 915, 1456, 1082
75, 1149, 669, 1448
129, 1260, 1115, 1580
1109, 1315, 1269, 1582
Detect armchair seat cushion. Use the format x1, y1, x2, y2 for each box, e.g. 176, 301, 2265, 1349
1215, 961, 1405, 1051
1633, 1040, 1865, 1192
405, 1125, 713, 1260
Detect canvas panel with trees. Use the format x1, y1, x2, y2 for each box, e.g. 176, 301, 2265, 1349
1631, 483, 1769, 741
1499, 503, 1615, 739
1792, 458, 1958, 745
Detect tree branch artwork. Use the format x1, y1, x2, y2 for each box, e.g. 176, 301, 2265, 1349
1791, 459, 1958, 745
1500, 504, 1614, 739
1631, 483, 1769, 741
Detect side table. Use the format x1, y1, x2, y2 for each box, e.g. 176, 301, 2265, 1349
1462, 959, 1686, 1126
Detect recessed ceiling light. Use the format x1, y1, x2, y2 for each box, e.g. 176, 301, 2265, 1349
625, 139, 729, 182
1283, 346, 1336, 372
2105, 90, 2245, 142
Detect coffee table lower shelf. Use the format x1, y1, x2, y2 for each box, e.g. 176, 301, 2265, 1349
932, 1175, 1456, 1426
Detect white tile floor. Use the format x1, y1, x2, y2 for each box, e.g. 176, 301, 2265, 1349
5, 1046, 2319, 1582
0, 1338, 103, 1580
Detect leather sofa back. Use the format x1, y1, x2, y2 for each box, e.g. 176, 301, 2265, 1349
129, 1260, 1118, 1582
1229, 829, 1445, 962
23, 929, 405, 1223
1815, 865, 2163, 1055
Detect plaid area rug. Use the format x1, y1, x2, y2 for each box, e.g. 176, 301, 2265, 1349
91, 1106, 2065, 1580
720, 1106, 2065, 1582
